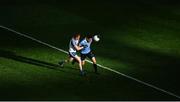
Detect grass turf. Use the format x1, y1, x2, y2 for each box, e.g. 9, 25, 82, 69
0, 0, 180, 100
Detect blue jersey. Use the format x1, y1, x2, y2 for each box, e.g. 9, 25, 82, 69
79, 38, 92, 54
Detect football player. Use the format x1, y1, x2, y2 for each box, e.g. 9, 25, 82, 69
79, 34, 98, 74
59, 33, 85, 76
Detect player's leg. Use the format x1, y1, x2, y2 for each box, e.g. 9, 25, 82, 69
58, 52, 75, 67
82, 60, 86, 66
71, 58, 78, 65
74, 55, 85, 76
80, 53, 87, 66
92, 57, 98, 73
59, 57, 73, 67
88, 52, 98, 73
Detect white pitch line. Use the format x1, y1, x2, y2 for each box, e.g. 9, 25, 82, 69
0, 25, 180, 99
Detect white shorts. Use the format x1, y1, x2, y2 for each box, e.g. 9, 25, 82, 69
69, 52, 78, 58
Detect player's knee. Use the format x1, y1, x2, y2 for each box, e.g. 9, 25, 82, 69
92, 57, 96, 64
82, 61, 85, 65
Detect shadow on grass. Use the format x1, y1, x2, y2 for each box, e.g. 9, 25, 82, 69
0, 49, 95, 76
0, 49, 67, 72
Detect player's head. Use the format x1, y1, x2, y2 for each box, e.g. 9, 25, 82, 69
73, 33, 81, 40
86, 34, 93, 42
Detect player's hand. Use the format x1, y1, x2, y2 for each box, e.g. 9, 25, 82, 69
82, 45, 88, 48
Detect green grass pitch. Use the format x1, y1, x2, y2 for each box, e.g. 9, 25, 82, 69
0, 0, 180, 100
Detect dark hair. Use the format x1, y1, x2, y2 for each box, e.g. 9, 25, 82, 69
73, 33, 80, 38
86, 34, 93, 39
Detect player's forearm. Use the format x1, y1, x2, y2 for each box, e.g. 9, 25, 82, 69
78, 46, 84, 51
75, 46, 84, 51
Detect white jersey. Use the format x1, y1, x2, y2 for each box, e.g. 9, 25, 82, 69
69, 38, 79, 53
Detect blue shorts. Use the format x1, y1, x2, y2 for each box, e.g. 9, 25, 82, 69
81, 51, 95, 61
69, 52, 77, 58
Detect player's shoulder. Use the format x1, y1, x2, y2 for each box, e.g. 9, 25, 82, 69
71, 38, 78, 42
80, 38, 86, 42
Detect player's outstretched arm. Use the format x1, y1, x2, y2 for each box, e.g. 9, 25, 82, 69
74, 45, 84, 51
